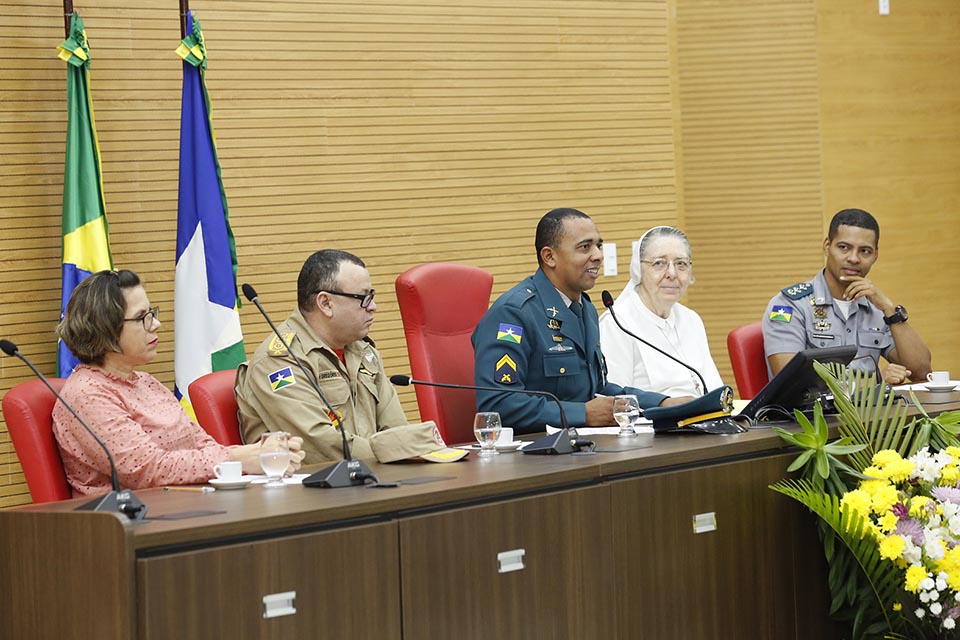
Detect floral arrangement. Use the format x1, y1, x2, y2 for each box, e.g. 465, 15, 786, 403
844, 447, 960, 633
771, 362, 960, 640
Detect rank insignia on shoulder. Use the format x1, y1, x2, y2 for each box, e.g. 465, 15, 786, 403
781, 282, 812, 301
269, 367, 296, 391
496, 354, 518, 385
268, 331, 296, 356
496, 323, 524, 344
769, 305, 793, 323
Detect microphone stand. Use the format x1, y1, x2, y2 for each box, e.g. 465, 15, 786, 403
389, 375, 594, 455
241, 285, 378, 488
1, 339, 147, 521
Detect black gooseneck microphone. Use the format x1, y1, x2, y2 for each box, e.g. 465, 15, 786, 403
0, 339, 147, 520
241, 284, 378, 488
601, 290, 708, 395
389, 375, 595, 455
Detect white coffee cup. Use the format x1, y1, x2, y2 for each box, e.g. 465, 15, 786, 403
927, 371, 951, 386
213, 460, 243, 481
496, 427, 514, 445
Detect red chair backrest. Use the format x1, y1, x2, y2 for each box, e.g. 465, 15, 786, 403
727, 321, 769, 399
2, 378, 72, 503
395, 263, 494, 445
188, 369, 243, 446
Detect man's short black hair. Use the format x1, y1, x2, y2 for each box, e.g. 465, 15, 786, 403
828, 208, 880, 245
535, 208, 591, 266
297, 249, 366, 313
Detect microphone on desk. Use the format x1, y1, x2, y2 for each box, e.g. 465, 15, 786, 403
0, 339, 147, 520
388, 375, 594, 455
241, 284, 379, 488
600, 290, 708, 395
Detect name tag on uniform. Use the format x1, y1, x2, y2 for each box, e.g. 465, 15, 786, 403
811, 333, 834, 340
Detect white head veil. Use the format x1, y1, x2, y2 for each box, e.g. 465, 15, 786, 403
616, 225, 691, 304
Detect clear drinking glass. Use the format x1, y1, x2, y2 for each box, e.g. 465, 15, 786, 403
613, 395, 641, 437
473, 412, 502, 457
259, 431, 291, 488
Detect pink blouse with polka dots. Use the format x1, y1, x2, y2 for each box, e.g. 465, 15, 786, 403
52, 365, 233, 497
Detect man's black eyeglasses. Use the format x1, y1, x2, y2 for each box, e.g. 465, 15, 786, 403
324, 290, 375, 309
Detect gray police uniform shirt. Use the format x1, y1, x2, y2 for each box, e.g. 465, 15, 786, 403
762, 269, 893, 377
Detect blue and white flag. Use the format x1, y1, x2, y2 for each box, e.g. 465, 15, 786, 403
174, 13, 245, 418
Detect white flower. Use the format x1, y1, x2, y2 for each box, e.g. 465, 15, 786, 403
904, 541, 923, 565
917, 608, 926, 619
945, 618, 956, 630
931, 602, 943, 615
925, 540, 946, 561
921, 577, 937, 591
937, 574, 949, 591
921, 591, 932, 603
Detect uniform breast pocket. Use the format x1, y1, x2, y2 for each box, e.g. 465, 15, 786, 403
357, 372, 382, 402
318, 376, 351, 407
542, 353, 581, 378
859, 329, 892, 353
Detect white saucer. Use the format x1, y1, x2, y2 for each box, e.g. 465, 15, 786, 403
923, 383, 958, 393
495, 441, 524, 452
209, 477, 253, 490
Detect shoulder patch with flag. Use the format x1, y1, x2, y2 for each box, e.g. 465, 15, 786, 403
496, 323, 523, 344
769, 305, 793, 323
496, 354, 518, 385
269, 367, 296, 391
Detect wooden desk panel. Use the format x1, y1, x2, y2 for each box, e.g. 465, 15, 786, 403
137, 520, 400, 640
611, 453, 805, 639
0, 511, 135, 639
399, 484, 615, 640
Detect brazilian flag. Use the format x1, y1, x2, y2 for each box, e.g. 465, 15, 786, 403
57, 12, 113, 378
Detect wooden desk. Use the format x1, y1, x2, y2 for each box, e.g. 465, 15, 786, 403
0, 424, 875, 640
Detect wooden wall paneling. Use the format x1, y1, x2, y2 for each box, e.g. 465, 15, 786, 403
1, 0, 677, 506
816, 0, 960, 375
669, 0, 825, 394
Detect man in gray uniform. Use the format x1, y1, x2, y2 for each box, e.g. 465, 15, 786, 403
762, 208, 931, 385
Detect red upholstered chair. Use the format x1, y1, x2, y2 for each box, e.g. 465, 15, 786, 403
188, 369, 243, 446
727, 321, 769, 399
396, 263, 494, 445
2, 378, 72, 504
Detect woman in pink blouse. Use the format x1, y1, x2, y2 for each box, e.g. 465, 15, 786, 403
53, 269, 304, 497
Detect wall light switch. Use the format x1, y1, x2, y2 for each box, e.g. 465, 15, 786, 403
603, 243, 618, 276
879, 0, 889, 15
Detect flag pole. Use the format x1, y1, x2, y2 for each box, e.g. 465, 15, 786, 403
180, 0, 190, 39
63, 0, 73, 36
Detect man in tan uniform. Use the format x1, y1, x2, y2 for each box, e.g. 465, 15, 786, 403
236, 249, 424, 464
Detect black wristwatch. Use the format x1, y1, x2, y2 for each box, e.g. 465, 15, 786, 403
883, 305, 908, 325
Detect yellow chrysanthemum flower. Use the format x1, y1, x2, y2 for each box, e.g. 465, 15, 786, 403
893, 601, 902, 612
860, 479, 889, 496
878, 511, 899, 533
872, 485, 900, 514
886, 459, 914, 483
879, 535, 906, 561
873, 450, 903, 467
942, 465, 960, 486
862, 465, 884, 480
904, 565, 927, 593
940, 548, 960, 591
909, 496, 932, 518
841, 489, 873, 519
946, 446, 960, 460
